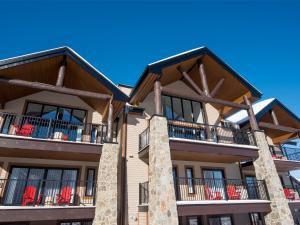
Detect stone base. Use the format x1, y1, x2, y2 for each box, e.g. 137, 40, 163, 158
253, 131, 294, 225
148, 116, 179, 225
93, 143, 120, 225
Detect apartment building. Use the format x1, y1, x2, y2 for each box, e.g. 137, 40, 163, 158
0, 46, 299, 225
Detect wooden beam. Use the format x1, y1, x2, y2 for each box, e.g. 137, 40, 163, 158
177, 66, 205, 96
56, 59, 66, 87
259, 122, 300, 133
0, 76, 111, 100
161, 86, 249, 110
154, 80, 162, 115
222, 91, 252, 115
272, 133, 296, 144
270, 109, 279, 125
107, 101, 114, 142
244, 96, 259, 130
198, 63, 210, 96
210, 78, 225, 98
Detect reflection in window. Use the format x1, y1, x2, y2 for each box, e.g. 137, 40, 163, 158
185, 167, 194, 194
162, 95, 173, 120
86, 169, 95, 196
172, 97, 184, 121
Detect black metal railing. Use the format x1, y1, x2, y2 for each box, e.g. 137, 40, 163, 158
282, 185, 300, 201
139, 178, 268, 204
0, 179, 96, 207
269, 145, 300, 161
0, 112, 109, 144
167, 120, 256, 146
139, 182, 149, 205
139, 127, 149, 151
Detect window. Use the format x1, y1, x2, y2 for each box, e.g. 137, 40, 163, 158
245, 176, 260, 199
188, 216, 202, 225
86, 169, 95, 196
208, 215, 233, 225
59, 220, 93, 225
185, 167, 195, 194
249, 213, 265, 225
4, 167, 78, 206
162, 95, 204, 123
203, 169, 225, 200
25, 102, 87, 123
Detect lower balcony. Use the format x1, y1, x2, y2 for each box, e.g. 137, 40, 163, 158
0, 112, 109, 161
0, 178, 96, 222
139, 178, 271, 215
269, 145, 300, 171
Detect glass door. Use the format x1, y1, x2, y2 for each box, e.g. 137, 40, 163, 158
246, 176, 260, 199
203, 169, 225, 200
208, 216, 233, 225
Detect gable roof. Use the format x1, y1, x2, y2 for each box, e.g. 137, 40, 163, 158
0, 46, 128, 102
130, 46, 262, 100
227, 98, 300, 125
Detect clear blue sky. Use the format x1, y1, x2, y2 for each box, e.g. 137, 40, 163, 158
1, 0, 299, 113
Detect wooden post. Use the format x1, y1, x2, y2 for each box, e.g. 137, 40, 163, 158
56, 60, 66, 87
243, 96, 259, 130
199, 63, 210, 97
270, 109, 279, 125
107, 102, 114, 142
154, 80, 162, 115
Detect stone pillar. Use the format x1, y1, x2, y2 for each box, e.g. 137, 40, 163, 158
148, 115, 179, 225
93, 143, 120, 225
253, 131, 294, 225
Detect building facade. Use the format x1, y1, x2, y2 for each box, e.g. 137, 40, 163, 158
0, 46, 299, 225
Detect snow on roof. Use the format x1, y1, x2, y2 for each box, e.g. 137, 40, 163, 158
227, 98, 276, 124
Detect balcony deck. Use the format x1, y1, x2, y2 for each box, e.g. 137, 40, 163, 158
0, 179, 96, 222
270, 146, 300, 171
0, 112, 109, 161
138, 120, 259, 163
139, 177, 271, 215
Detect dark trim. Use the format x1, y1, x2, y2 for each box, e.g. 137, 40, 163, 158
130, 47, 262, 101
0, 47, 128, 102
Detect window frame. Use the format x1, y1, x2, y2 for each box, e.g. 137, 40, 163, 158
162, 94, 205, 124
85, 168, 96, 197
185, 166, 195, 194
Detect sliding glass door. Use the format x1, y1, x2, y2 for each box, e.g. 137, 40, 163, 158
203, 169, 225, 200
4, 167, 78, 206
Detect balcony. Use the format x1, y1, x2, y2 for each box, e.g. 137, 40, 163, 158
139, 178, 271, 215
0, 112, 109, 161
0, 178, 96, 222
269, 145, 300, 171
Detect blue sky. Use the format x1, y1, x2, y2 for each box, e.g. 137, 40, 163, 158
1, 1, 299, 112
1, 0, 300, 176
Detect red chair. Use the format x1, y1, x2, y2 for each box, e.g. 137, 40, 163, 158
204, 185, 222, 200
15, 124, 34, 136
284, 188, 295, 200
21, 186, 37, 206
56, 186, 72, 205
227, 185, 241, 200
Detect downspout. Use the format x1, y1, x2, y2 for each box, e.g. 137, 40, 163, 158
120, 105, 128, 225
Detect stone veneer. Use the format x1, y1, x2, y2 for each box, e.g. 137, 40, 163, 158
148, 115, 179, 225
93, 143, 120, 225
253, 131, 294, 225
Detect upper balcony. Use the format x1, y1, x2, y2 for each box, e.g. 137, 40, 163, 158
269, 145, 300, 171
139, 119, 259, 163
0, 112, 110, 161
139, 177, 271, 216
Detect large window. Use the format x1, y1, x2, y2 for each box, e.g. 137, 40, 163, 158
185, 167, 195, 194
249, 213, 265, 225
203, 169, 225, 200
208, 215, 233, 225
4, 167, 78, 206
25, 102, 87, 123
162, 95, 204, 123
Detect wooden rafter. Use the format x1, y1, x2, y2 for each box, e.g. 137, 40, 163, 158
222, 91, 252, 115
56, 57, 67, 87
270, 109, 279, 125
210, 78, 225, 98
259, 122, 300, 134
0, 76, 111, 100
177, 66, 205, 96
198, 62, 210, 96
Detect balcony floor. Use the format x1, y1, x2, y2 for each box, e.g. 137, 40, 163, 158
0, 206, 95, 222
0, 135, 102, 161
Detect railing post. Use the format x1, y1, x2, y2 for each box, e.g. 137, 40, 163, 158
47, 119, 52, 139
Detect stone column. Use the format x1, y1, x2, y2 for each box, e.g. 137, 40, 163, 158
253, 131, 294, 225
93, 143, 120, 225
148, 115, 179, 225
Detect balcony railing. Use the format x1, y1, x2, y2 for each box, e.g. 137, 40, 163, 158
269, 145, 300, 161
0, 179, 96, 207
283, 186, 300, 201
139, 127, 149, 151
139, 178, 268, 204
0, 112, 109, 144
167, 120, 256, 146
